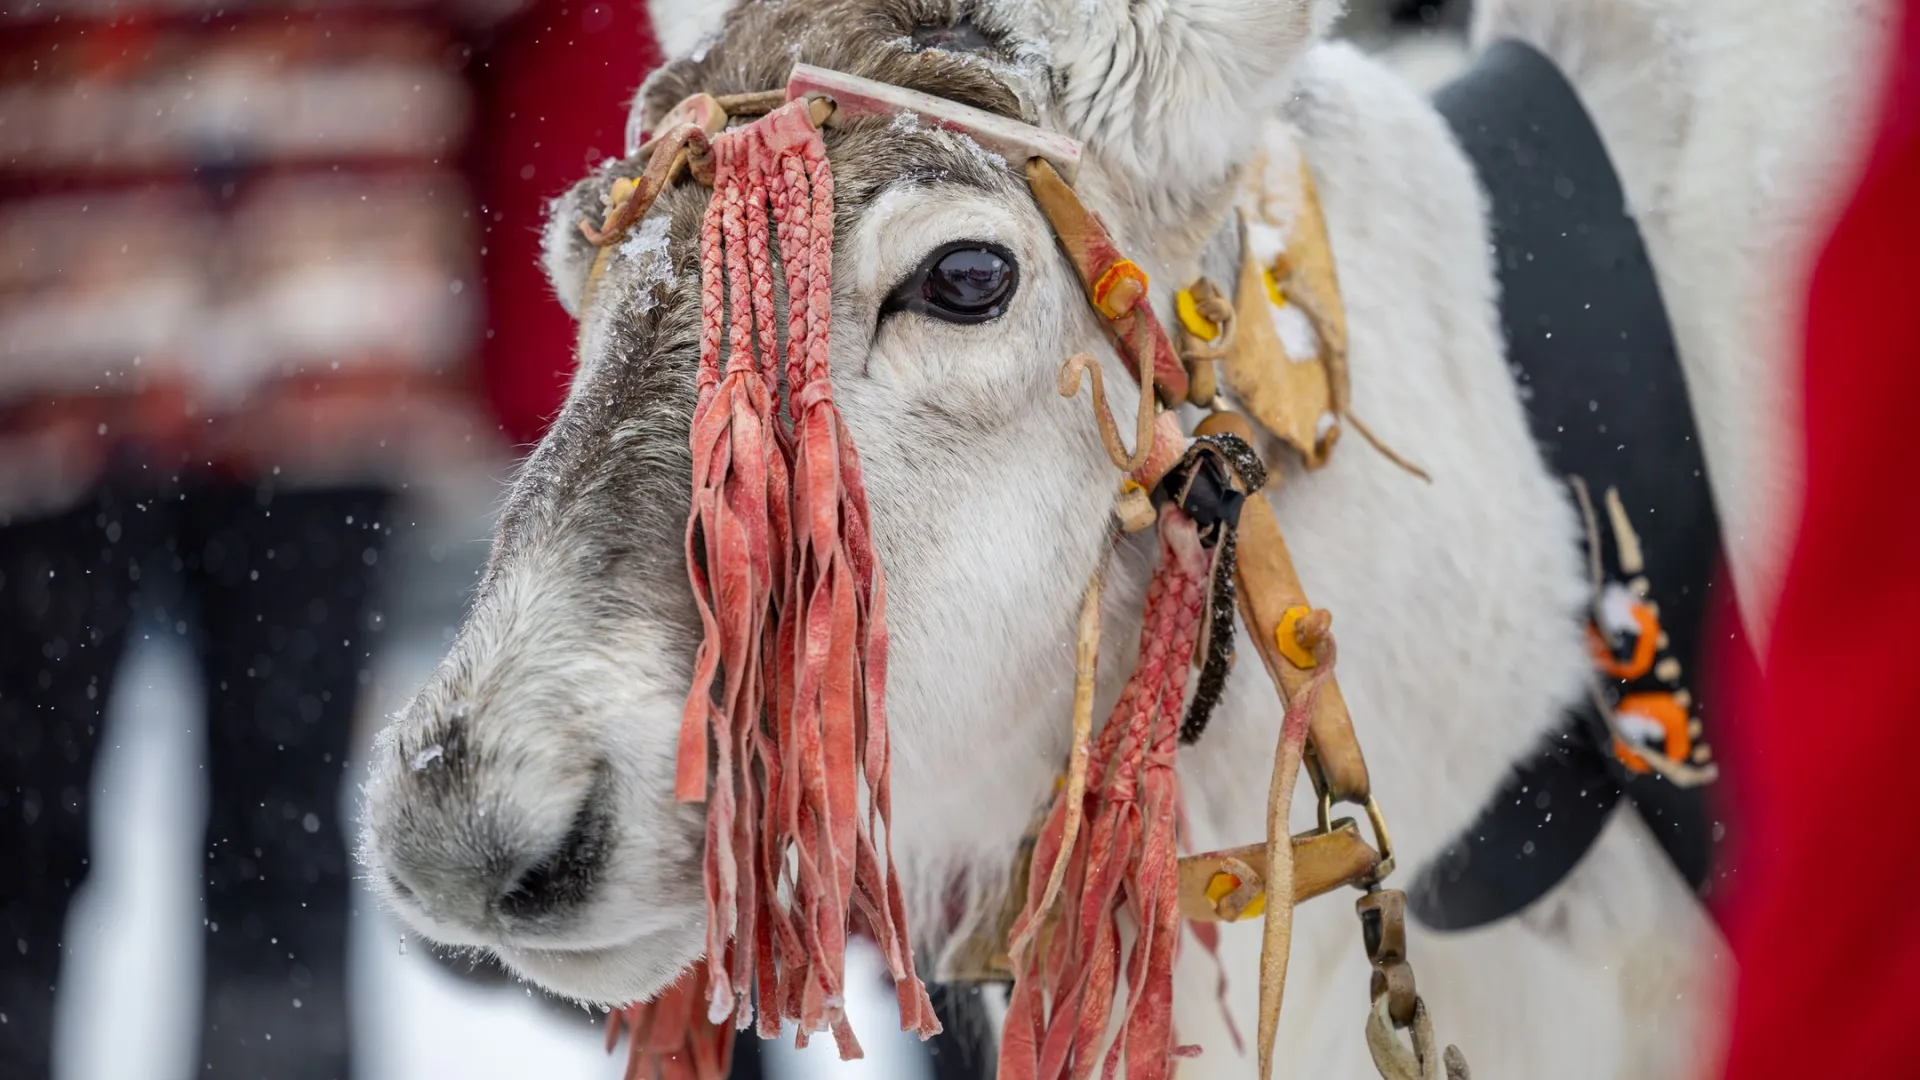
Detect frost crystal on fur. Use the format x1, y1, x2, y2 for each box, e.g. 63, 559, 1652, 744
620, 217, 675, 316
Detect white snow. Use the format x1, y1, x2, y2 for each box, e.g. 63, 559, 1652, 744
1272, 301, 1320, 364
619, 216, 676, 316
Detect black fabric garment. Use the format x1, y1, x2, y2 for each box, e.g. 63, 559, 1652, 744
1412, 40, 1734, 931
0, 488, 142, 1077
0, 481, 392, 1080
926, 984, 999, 1080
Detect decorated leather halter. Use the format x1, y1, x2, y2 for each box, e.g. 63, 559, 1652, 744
575, 64, 1465, 1080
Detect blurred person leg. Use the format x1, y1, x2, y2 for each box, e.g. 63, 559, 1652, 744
0, 490, 143, 1077
182, 484, 392, 1080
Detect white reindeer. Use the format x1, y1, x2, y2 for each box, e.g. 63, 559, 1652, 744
360, 0, 1886, 1075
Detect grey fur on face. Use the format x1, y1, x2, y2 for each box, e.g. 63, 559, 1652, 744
363, 0, 1068, 1002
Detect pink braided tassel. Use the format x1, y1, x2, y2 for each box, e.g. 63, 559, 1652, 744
661, 101, 936, 1079
1000, 507, 1212, 1080
677, 105, 789, 1032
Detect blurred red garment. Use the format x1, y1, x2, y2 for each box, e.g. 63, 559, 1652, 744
469, 0, 662, 448
1721, 3, 1920, 1077
0, 0, 655, 508
0, 5, 499, 518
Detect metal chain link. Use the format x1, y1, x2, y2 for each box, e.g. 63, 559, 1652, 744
1357, 888, 1471, 1080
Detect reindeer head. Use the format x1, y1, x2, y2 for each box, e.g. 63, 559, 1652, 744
361, 0, 1338, 1006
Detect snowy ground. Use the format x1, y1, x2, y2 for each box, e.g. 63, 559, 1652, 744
49, 495, 933, 1080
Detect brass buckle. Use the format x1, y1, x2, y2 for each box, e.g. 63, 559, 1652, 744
1362, 794, 1396, 885
1307, 746, 1394, 887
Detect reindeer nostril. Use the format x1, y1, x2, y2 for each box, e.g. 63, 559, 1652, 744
497, 770, 616, 920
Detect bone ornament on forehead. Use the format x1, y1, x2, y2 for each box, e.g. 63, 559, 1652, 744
574, 62, 1459, 1080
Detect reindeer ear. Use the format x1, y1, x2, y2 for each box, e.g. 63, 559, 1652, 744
647, 0, 736, 59
1006, 0, 1341, 200
542, 172, 606, 319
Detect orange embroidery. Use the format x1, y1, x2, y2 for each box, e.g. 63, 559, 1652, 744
1611, 692, 1692, 774
1589, 598, 1660, 680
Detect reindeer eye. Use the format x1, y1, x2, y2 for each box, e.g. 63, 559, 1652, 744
885, 241, 1019, 324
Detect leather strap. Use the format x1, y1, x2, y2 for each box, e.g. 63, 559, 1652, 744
1026, 158, 1191, 405
1195, 410, 1372, 803
1178, 822, 1381, 923
1413, 39, 1733, 932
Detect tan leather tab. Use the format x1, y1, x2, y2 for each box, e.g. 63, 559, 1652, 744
1290, 823, 1380, 903
1221, 244, 1338, 466
1275, 158, 1350, 418
1227, 156, 1352, 468
1196, 410, 1372, 803
1178, 821, 1381, 923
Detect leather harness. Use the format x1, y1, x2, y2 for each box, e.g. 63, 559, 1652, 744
575, 41, 1727, 1080
1412, 40, 1733, 931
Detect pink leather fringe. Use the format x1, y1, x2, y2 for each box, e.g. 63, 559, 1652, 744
658, 101, 936, 1080
1000, 507, 1212, 1080
609, 968, 735, 1080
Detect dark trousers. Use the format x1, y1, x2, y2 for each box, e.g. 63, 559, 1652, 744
0, 482, 392, 1080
